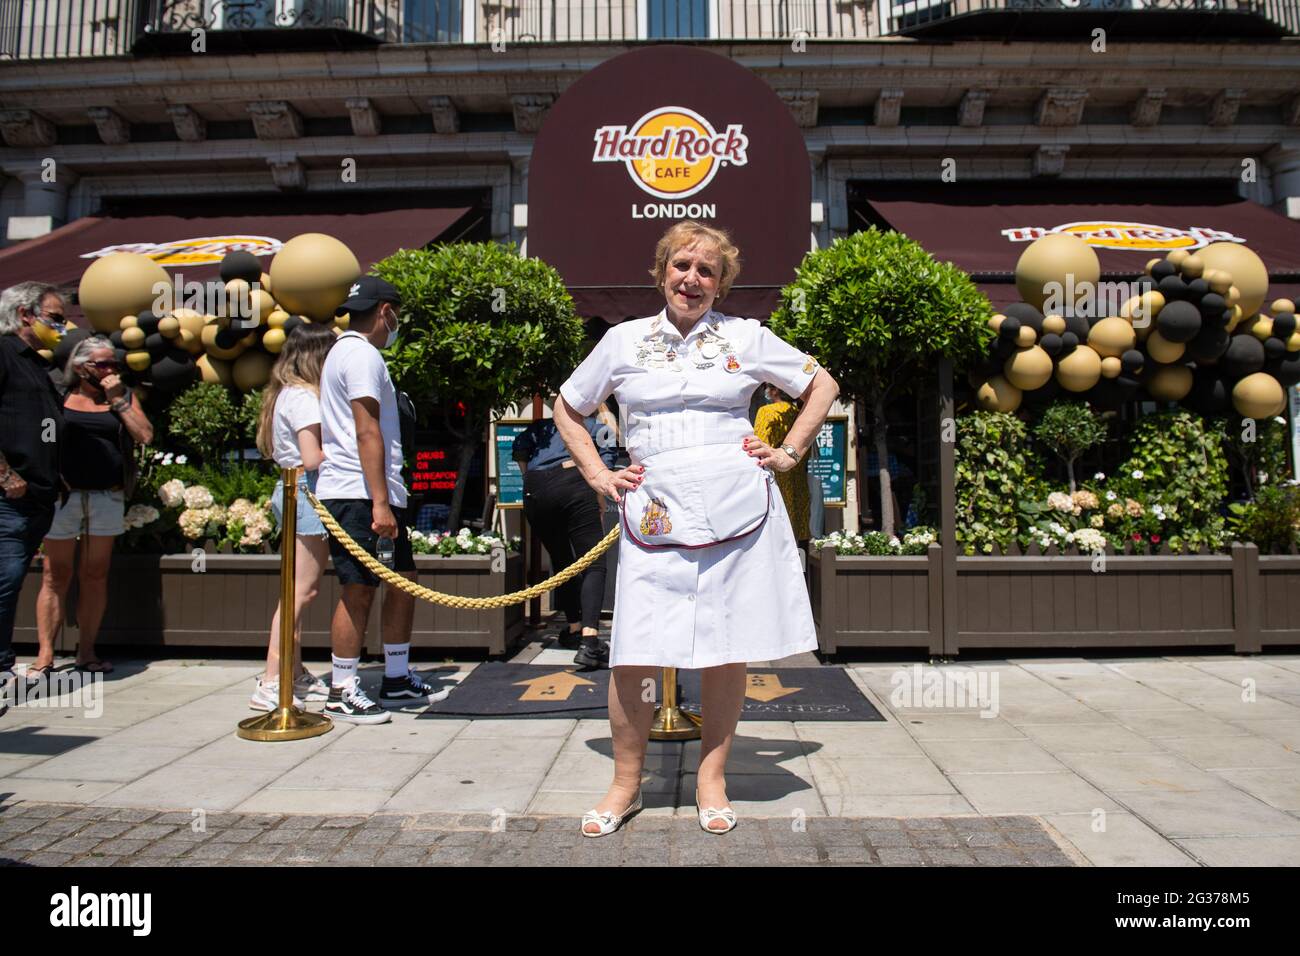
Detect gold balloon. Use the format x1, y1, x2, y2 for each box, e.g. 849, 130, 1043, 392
1056, 345, 1102, 392
1166, 249, 1190, 268
78, 253, 170, 333
1250, 317, 1274, 341
267, 309, 289, 330
259, 272, 273, 296
1179, 254, 1204, 279
119, 314, 138, 330
1271, 298, 1296, 316
201, 323, 250, 361
261, 328, 287, 354
1288, 332, 1300, 353
1042, 314, 1066, 336
1144, 257, 1162, 275
1145, 330, 1185, 364
232, 348, 275, 392
976, 375, 1022, 412
197, 354, 233, 386
334, 313, 350, 331
1088, 316, 1136, 358
268, 233, 360, 321
1199, 241, 1268, 318
1016, 326, 1037, 347
1014, 234, 1101, 312
1204, 269, 1232, 294
1232, 372, 1285, 419
158, 315, 180, 338
1100, 356, 1122, 379
173, 308, 205, 342
1148, 364, 1193, 401
125, 350, 151, 372
1004, 346, 1054, 391
988, 314, 1005, 332
121, 326, 146, 350
248, 290, 276, 327
177, 328, 199, 352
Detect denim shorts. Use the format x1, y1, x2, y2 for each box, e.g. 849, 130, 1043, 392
46, 489, 125, 540
269, 469, 327, 538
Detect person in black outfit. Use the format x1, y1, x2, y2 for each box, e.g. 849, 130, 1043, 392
514, 403, 618, 669
0, 282, 67, 714
33, 335, 152, 678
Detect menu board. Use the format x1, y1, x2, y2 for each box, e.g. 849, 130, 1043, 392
808, 416, 848, 507
492, 420, 529, 509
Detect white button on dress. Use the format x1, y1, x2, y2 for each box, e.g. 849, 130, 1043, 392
560, 308, 822, 669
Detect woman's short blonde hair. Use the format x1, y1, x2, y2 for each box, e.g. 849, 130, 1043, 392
648, 221, 742, 302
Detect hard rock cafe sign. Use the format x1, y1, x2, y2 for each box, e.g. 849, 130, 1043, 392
1001, 221, 1247, 252
79, 236, 281, 266
592, 106, 749, 201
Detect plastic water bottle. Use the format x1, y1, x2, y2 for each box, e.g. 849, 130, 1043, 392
376, 535, 395, 569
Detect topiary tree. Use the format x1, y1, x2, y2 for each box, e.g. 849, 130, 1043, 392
168, 381, 242, 468
375, 242, 584, 530
1033, 401, 1108, 493
771, 227, 993, 535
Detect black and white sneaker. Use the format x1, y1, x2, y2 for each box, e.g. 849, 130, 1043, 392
324, 678, 391, 724
379, 670, 452, 708
574, 637, 609, 670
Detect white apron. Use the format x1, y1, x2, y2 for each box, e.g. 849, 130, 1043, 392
559, 308, 821, 669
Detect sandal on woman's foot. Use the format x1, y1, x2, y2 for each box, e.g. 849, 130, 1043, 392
23, 664, 54, 687
75, 659, 113, 674
580, 790, 642, 838
696, 787, 737, 834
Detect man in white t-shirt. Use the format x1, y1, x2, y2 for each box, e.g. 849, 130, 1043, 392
317, 276, 449, 723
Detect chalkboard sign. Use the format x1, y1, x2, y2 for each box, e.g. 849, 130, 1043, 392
492, 420, 529, 509
808, 416, 848, 507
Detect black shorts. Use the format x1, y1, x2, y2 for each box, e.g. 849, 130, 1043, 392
320, 498, 416, 587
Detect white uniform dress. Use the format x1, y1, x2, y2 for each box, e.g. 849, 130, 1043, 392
559, 307, 821, 669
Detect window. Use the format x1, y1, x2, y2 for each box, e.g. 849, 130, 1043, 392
647, 0, 710, 37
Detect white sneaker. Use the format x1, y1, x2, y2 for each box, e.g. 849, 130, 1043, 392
294, 669, 330, 702
249, 677, 304, 712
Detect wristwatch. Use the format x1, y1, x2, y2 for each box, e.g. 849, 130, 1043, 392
780, 443, 802, 464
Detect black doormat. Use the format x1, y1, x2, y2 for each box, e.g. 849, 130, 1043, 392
419, 663, 883, 721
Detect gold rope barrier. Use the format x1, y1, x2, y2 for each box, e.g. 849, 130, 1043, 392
302, 488, 620, 609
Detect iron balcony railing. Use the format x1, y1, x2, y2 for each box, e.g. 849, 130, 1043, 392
0, 0, 1294, 58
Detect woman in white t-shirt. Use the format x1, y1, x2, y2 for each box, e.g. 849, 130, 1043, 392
250, 323, 337, 712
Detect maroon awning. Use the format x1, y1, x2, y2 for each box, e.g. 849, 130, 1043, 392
860, 192, 1300, 312
0, 207, 474, 309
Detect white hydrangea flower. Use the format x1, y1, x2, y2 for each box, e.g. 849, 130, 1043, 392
175, 455, 187, 464
182, 485, 214, 509
158, 479, 186, 509
1094, 472, 1105, 481
1105, 491, 1117, 501
1131, 470, 1144, 480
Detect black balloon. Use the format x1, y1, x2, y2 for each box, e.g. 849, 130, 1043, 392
1224, 334, 1266, 379
135, 310, 162, 335
1184, 369, 1231, 414
1187, 325, 1230, 362
214, 327, 245, 349
1151, 260, 1177, 281
150, 348, 198, 394
219, 251, 263, 285
1064, 315, 1090, 340
1023, 378, 1061, 407
1198, 292, 1226, 317
1275, 354, 1300, 389
998, 316, 1022, 340
1121, 349, 1145, 374
1264, 337, 1287, 361
1185, 278, 1209, 299
1272, 312, 1297, 337
1157, 274, 1188, 301
1156, 300, 1202, 343
1040, 333, 1063, 357
1060, 331, 1080, 354
144, 333, 167, 356
1004, 302, 1045, 334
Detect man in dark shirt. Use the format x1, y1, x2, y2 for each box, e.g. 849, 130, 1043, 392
0, 282, 66, 711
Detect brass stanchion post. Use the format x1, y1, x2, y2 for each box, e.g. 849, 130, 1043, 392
238, 466, 334, 742
649, 666, 702, 740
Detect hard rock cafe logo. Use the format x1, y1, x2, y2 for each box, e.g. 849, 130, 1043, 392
79, 236, 281, 266
1001, 221, 1246, 252
592, 106, 748, 200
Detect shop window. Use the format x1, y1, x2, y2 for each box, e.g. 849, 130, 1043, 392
403, 0, 462, 41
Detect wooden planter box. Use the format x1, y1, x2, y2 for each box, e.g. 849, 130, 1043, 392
16, 550, 526, 657
810, 542, 1291, 656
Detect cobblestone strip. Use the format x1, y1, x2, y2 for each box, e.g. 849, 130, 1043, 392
0, 800, 1075, 867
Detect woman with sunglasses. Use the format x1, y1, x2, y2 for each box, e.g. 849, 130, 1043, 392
32, 336, 152, 677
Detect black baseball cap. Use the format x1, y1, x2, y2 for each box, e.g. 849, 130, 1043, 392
336, 275, 401, 317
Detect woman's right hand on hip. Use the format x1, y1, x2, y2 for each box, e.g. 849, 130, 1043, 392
591, 464, 644, 504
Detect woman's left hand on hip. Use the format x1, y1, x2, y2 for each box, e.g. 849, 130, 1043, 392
743, 436, 795, 472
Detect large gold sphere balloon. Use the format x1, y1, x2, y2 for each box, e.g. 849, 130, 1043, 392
268, 233, 360, 322
197, 354, 233, 386
1088, 316, 1136, 358
1004, 345, 1054, 391
1231, 372, 1285, 419
232, 348, 275, 392
1198, 242, 1269, 320
976, 375, 1022, 412
1056, 345, 1102, 392
78, 253, 170, 333
1148, 364, 1193, 401
1015, 234, 1101, 313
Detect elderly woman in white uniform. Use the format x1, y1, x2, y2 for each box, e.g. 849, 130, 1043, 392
555, 221, 840, 835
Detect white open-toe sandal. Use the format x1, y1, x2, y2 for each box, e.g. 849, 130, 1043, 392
696, 787, 737, 834
580, 791, 643, 838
